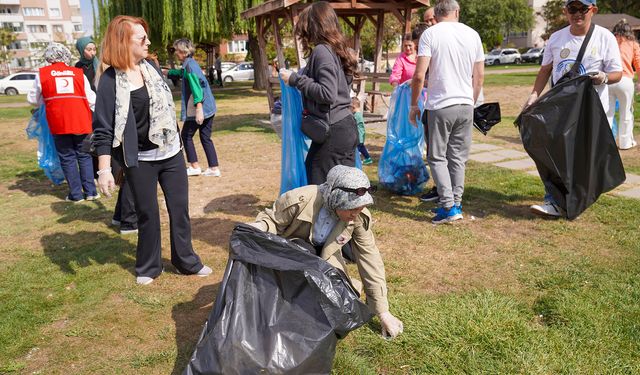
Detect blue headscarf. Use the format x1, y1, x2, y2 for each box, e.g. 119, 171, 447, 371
75, 36, 99, 72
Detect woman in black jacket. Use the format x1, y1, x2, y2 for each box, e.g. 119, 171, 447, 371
93, 15, 211, 285
279, 1, 359, 184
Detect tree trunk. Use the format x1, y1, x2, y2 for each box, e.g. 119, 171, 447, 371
248, 31, 267, 91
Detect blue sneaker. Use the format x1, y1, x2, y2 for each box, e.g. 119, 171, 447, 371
454, 203, 463, 218
432, 206, 463, 224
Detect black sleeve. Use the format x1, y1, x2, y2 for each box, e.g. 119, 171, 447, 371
92, 67, 117, 156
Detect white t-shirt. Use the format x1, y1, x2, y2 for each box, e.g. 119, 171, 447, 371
542, 25, 622, 112
418, 21, 484, 110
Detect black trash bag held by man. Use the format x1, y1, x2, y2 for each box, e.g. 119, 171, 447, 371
515, 75, 625, 219
183, 224, 373, 375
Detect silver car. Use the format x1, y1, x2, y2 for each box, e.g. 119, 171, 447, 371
221, 62, 254, 82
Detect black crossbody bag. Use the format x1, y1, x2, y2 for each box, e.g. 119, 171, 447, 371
300, 45, 347, 143
554, 23, 595, 86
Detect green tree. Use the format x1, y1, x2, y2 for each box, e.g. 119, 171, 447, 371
458, 0, 534, 49
93, 0, 267, 89
539, 0, 567, 40
0, 27, 17, 74
597, 1, 640, 18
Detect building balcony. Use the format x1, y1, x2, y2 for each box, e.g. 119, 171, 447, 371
0, 14, 23, 22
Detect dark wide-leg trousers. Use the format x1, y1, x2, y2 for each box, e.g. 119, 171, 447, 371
126, 152, 203, 278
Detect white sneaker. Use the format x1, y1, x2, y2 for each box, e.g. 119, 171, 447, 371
196, 265, 212, 277
203, 168, 221, 177
186, 166, 202, 176
86, 194, 100, 201
530, 202, 562, 217
136, 276, 154, 285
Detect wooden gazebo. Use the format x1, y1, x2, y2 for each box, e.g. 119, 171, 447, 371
241, 0, 429, 111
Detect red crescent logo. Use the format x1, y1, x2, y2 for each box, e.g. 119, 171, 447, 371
62, 78, 70, 87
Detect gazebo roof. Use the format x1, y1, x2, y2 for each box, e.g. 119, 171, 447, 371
241, 0, 430, 19
592, 13, 640, 31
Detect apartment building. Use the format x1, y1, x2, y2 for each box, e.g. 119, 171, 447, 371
507, 0, 549, 49
1, 0, 85, 73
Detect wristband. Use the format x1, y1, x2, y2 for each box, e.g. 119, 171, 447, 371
603, 73, 608, 85
97, 167, 112, 176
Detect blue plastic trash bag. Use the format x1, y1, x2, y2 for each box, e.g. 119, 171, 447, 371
279, 78, 310, 195
25, 105, 65, 185
611, 99, 618, 138
378, 83, 429, 195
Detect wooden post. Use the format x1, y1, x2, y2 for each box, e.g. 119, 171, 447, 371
372, 11, 384, 113
256, 16, 275, 110
289, 8, 306, 69
353, 15, 364, 56
271, 14, 285, 69
403, 5, 412, 36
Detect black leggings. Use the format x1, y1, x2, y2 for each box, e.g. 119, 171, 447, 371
305, 114, 358, 184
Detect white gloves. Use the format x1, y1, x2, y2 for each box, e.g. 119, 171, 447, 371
279, 69, 293, 85
590, 71, 608, 85
97, 169, 115, 197
379, 311, 404, 339
523, 92, 538, 110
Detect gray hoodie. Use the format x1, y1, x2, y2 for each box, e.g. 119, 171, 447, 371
289, 44, 352, 125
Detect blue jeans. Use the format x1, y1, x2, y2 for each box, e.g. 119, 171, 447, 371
53, 134, 97, 200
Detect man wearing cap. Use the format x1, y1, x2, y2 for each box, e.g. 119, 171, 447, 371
524, 0, 622, 217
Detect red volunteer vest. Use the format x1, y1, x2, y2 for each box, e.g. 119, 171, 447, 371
39, 62, 92, 135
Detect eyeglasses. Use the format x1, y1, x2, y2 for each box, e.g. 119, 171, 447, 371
333, 185, 377, 196
133, 35, 148, 45
566, 4, 591, 14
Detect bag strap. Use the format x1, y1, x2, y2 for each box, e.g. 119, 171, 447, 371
571, 23, 595, 72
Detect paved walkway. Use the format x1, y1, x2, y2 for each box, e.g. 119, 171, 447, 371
366, 121, 640, 200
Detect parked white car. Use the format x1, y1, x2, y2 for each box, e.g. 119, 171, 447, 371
359, 58, 374, 73
0, 72, 37, 95
484, 48, 522, 65
221, 62, 254, 82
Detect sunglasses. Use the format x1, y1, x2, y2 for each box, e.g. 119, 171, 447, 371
333, 185, 377, 196
134, 35, 148, 45
566, 4, 591, 14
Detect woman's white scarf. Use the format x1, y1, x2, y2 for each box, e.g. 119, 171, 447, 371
112, 60, 177, 149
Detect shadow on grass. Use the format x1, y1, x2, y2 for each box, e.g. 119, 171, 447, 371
171, 282, 221, 375
213, 113, 274, 134
8, 170, 67, 199
191, 194, 262, 249
49, 200, 117, 231
370, 178, 540, 222
41, 230, 135, 275
202, 194, 260, 216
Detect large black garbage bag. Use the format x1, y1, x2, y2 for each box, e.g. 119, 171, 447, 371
515, 75, 625, 219
183, 224, 373, 375
473, 102, 501, 135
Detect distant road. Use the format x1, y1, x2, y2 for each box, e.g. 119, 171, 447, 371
485, 67, 539, 75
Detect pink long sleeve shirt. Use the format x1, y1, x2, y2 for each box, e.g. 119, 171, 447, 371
389, 52, 416, 85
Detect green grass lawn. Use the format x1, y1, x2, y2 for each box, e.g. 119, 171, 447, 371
0, 94, 29, 105
1, 80, 640, 374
